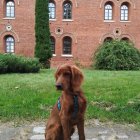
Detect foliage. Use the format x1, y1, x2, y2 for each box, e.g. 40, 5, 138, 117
94, 40, 140, 70
35, 0, 52, 67
0, 54, 40, 73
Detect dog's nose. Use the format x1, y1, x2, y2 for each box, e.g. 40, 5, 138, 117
55, 83, 63, 90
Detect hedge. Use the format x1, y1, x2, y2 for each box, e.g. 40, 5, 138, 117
0, 54, 40, 73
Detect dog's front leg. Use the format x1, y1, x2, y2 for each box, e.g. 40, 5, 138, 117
77, 120, 85, 140
61, 118, 71, 140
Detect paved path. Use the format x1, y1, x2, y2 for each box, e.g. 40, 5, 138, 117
0, 120, 140, 140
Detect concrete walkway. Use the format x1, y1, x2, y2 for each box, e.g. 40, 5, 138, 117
0, 120, 140, 140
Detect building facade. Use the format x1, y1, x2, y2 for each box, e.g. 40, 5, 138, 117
0, 0, 140, 67
0, 0, 35, 57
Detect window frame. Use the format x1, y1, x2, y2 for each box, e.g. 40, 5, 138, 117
5, 35, 15, 53
5, 0, 15, 18
50, 36, 55, 55
63, 36, 72, 55
120, 4, 129, 21
63, 1, 72, 19
104, 2, 113, 20
48, 1, 56, 19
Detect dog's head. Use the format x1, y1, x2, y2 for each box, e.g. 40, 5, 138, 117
55, 64, 84, 92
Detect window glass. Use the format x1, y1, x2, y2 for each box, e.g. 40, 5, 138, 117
63, 2, 72, 19
5, 36, 15, 53
50, 37, 55, 54
49, 2, 55, 19
63, 37, 72, 54
6, 1, 15, 17
121, 5, 128, 21
104, 4, 113, 20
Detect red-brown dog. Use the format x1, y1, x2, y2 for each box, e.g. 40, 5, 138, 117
45, 64, 87, 140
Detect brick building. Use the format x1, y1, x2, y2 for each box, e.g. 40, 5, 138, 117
0, 0, 140, 67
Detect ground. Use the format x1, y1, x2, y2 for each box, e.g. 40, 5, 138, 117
0, 119, 140, 140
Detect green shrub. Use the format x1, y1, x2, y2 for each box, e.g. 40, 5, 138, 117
0, 61, 7, 74
94, 40, 140, 70
0, 54, 40, 73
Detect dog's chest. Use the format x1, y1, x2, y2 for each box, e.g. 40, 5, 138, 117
58, 95, 81, 119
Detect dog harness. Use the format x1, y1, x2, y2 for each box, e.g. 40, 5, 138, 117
57, 95, 79, 119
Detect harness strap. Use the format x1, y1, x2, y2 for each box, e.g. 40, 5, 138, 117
72, 95, 79, 119
57, 97, 61, 111
57, 95, 79, 119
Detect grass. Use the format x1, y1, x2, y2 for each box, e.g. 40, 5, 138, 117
0, 69, 140, 127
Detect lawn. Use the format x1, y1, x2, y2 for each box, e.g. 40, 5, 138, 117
0, 69, 140, 127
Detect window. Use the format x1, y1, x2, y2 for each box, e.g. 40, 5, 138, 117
104, 3, 113, 20
121, 4, 129, 21
104, 37, 113, 42
49, 1, 55, 19
63, 36, 72, 54
6, 0, 15, 17
63, 1, 72, 19
5, 36, 15, 53
50, 36, 55, 54
121, 37, 129, 42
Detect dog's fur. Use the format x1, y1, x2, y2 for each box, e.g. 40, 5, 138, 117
45, 64, 87, 140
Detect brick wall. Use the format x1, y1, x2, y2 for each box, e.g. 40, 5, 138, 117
0, 0, 140, 67
50, 0, 140, 67
0, 0, 35, 57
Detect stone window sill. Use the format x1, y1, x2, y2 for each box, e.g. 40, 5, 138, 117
3, 17, 15, 20
49, 19, 57, 21
104, 20, 115, 22
61, 54, 73, 57
62, 19, 73, 22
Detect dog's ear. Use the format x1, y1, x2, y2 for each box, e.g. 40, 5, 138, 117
55, 66, 60, 80
71, 66, 84, 91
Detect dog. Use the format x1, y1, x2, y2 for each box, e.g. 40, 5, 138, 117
45, 64, 87, 140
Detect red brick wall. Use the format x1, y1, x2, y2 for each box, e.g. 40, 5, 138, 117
0, 0, 140, 67
0, 0, 35, 57
50, 0, 140, 67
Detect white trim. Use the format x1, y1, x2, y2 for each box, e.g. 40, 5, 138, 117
120, 21, 131, 23
49, 19, 57, 21
53, 54, 56, 57
104, 20, 115, 22
3, 17, 15, 20
61, 54, 73, 57
62, 19, 74, 22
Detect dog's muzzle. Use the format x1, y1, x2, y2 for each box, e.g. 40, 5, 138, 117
55, 83, 63, 90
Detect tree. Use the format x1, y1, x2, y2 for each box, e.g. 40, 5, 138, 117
35, 0, 52, 67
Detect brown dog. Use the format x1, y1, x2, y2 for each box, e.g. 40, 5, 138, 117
45, 64, 87, 140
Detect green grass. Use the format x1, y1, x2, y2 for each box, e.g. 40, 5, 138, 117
0, 69, 140, 126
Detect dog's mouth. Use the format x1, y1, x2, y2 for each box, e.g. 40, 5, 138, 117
55, 84, 63, 90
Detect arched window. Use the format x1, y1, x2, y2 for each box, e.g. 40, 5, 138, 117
63, 1, 72, 19
48, 1, 55, 19
50, 36, 55, 54
121, 37, 129, 42
104, 2, 113, 20
6, 0, 15, 17
104, 37, 113, 42
63, 36, 72, 54
5, 36, 15, 53
120, 3, 129, 21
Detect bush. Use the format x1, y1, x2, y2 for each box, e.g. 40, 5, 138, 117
0, 54, 40, 73
93, 40, 140, 70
